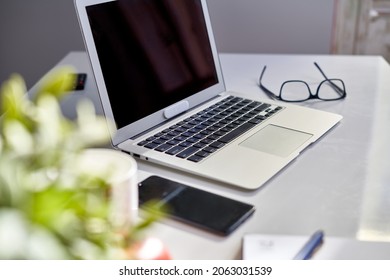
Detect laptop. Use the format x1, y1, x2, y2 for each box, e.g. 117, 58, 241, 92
74, 0, 342, 190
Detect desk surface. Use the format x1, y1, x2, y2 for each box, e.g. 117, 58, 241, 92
37, 51, 390, 259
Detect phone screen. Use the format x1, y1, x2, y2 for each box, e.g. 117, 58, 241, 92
138, 176, 255, 236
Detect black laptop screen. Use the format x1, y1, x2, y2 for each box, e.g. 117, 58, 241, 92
86, 0, 219, 129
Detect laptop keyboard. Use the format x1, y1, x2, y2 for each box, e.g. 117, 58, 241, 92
137, 96, 283, 162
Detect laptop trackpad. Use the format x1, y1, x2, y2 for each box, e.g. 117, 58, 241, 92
240, 125, 313, 157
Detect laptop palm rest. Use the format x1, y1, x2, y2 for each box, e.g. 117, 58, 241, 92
239, 125, 313, 157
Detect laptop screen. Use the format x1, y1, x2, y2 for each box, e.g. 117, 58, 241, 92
86, 0, 219, 129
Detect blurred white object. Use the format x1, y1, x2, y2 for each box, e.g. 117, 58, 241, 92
77, 148, 138, 228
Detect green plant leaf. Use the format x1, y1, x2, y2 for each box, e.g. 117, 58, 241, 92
0, 74, 28, 121
35, 66, 76, 101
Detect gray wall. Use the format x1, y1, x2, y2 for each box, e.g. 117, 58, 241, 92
0, 0, 335, 89
207, 0, 334, 54
0, 0, 85, 89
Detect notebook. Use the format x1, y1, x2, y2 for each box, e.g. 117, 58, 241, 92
74, 0, 342, 190
243, 233, 390, 260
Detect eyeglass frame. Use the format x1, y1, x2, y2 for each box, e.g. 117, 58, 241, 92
258, 62, 347, 102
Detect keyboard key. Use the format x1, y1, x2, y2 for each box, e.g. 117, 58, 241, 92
155, 143, 173, 152
194, 142, 207, 149
193, 133, 206, 139
146, 136, 156, 142
209, 141, 225, 149
167, 139, 181, 145
248, 118, 263, 125
179, 141, 192, 147
219, 122, 256, 144
203, 146, 217, 154
176, 146, 200, 158
187, 137, 199, 143
153, 138, 166, 144
166, 145, 186, 155
213, 130, 227, 137
167, 131, 180, 137
187, 155, 204, 162
195, 151, 210, 158
200, 138, 213, 144
160, 134, 172, 141
253, 103, 271, 113
207, 134, 220, 140
174, 136, 187, 142
137, 140, 148, 146
145, 142, 160, 149
182, 131, 195, 137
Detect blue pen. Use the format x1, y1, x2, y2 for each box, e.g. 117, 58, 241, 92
293, 230, 324, 260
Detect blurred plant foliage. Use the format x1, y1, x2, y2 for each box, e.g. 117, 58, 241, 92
0, 68, 161, 259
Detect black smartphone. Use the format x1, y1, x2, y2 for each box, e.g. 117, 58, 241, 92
72, 73, 87, 90
138, 176, 255, 236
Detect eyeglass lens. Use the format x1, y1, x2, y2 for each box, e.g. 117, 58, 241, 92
280, 81, 310, 101
317, 79, 345, 100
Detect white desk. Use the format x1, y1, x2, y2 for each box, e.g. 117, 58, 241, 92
33, 51, 390, 259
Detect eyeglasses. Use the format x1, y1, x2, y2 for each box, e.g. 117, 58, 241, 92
258, 62, 346, 102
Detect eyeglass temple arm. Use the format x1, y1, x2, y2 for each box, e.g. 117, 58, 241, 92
314, 62, 345, 95
259, 66, 280, 100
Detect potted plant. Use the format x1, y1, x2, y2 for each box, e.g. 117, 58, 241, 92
0, 67, 167, 259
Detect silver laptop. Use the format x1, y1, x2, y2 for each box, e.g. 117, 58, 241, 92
74, 0, 342, 190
